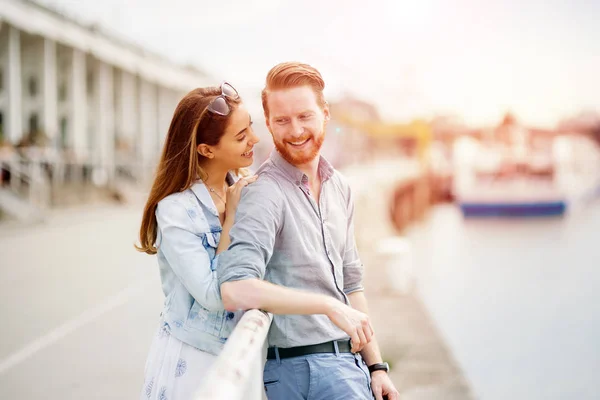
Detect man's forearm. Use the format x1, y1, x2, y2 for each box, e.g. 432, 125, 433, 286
221, 278, 336, 315
347, 291, 383, 365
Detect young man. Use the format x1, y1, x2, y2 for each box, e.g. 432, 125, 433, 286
217, 62, 399, 400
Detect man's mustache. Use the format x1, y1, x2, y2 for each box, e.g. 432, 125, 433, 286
288, 134, 312, 143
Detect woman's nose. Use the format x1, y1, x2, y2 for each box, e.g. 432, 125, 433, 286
248, 128, 260, 144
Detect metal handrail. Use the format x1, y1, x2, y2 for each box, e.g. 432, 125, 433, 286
194, 309, 272, 400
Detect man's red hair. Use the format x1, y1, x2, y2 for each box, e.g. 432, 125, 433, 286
261, 62, 326, 119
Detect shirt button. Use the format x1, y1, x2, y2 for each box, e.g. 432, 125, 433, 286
227, 312, 235, 320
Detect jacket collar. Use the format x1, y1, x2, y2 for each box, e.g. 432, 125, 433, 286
189, 172, 236, 217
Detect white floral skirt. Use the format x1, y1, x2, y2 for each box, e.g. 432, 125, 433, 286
140, 321, 217, 400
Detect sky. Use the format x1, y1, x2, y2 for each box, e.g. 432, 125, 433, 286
38, 0, 600, 128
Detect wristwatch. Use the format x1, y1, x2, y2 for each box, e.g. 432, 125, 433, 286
368, 362, 389, 374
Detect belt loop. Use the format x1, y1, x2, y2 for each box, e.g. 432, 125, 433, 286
333, 340, 340, 357
274, 346, 281, 364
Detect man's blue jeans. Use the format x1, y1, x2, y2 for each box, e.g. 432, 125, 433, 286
262, 350, 374, 399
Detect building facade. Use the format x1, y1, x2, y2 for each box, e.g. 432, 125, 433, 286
0, 0, 212, 184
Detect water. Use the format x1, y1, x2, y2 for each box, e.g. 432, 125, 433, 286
408, 200, 600, 399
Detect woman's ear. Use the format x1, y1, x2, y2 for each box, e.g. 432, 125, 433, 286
197, 143, 214, 159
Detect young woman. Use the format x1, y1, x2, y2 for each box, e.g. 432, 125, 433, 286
136, 82, 259, 399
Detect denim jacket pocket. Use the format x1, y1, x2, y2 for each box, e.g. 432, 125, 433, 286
201, 231, 221, 270
186, 300, 223, 335
218, 310, 241, 339
202, 231, 219, 248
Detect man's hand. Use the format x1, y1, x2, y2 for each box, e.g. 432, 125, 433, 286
371, 371, 400, 400
325, 300, 374, 353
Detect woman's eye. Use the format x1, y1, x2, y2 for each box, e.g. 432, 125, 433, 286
237, 135, 247, 142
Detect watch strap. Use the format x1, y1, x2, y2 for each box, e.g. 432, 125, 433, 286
368, 362, 389, 374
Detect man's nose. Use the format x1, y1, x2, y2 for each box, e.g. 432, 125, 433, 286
290, 119, 304, 137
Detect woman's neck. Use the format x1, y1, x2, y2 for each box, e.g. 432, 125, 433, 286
200, 162, 229, 191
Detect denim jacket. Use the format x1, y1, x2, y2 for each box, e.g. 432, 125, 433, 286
154, 174, 241, 355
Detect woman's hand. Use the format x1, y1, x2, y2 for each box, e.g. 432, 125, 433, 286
224, 175, 258, 224
216, 175, 258, 255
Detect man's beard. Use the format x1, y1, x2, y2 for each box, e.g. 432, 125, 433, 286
273, 127, 325, 166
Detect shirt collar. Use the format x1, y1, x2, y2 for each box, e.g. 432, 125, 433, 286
270, 150, 335, 185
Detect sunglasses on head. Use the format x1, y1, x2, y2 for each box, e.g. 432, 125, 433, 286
206, 82, 239, 116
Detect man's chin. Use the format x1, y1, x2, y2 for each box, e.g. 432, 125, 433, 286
276, 147, 318, 165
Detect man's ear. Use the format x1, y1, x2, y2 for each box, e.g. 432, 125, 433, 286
265, 119, 274, 137
197, 143, 214, 159
323, 101, 331, 121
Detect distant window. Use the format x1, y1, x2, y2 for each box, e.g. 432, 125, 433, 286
29, 113, 39, 133
28, 77, 38, 97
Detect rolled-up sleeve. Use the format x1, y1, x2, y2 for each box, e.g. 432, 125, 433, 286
342, 183, 364, 295
217, 178, 282, 286
156, 200, 223, 311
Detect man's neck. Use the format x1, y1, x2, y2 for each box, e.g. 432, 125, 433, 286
294, 155, 321, 184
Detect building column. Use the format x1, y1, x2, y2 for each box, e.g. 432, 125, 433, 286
138, 78, 158, 180
42, 38, 58, 147
96, 61, 114, 184
70, 48, 87, 158
157, 86, 175, 148
117, 70, 137, 151
7, 26, 22, 144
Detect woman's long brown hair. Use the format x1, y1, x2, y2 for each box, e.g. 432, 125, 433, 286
135, 87, 241, 255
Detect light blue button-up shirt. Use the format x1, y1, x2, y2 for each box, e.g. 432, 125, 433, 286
218, 151, 364, 348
